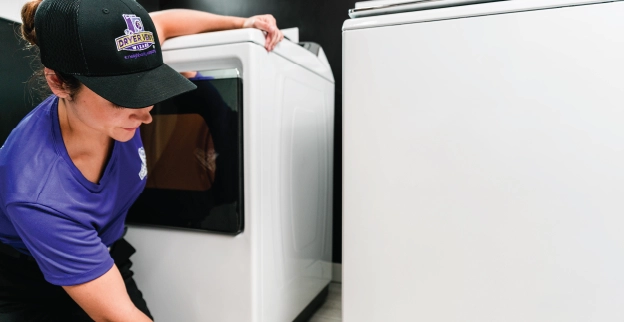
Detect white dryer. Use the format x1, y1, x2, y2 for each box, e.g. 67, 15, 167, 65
344, 0, 624, 321
125, 28, 334, 322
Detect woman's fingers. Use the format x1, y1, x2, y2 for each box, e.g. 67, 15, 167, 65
250, 19, 273, 50
244, 14, 283, 51
260, 19, 279, 51
267, 27, 277, 50
265, 22, 282, 51
272, 29, 283, 51
254, 20, 274, 50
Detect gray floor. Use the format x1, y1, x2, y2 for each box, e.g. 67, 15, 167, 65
308, 282, 342, 321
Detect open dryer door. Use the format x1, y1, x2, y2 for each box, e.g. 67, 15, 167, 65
126, 71, 244, 234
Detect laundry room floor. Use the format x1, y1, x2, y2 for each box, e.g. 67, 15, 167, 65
308, 282, 342, 321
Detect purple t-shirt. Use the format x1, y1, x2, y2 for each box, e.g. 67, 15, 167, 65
0, 96, 147, 286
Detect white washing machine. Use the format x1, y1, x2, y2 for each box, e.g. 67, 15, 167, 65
125, 28, 335, 321
343, 0, 624, 321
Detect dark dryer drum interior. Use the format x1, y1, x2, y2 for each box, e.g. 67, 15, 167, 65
126, 76, 244, 234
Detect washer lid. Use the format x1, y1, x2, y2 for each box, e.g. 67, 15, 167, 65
349, 0, 507, 18
344, 0, 618, 30
162, 28, 334, 83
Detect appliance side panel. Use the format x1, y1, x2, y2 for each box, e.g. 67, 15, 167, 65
260, 52, 335, 322
343, 2, 624, 321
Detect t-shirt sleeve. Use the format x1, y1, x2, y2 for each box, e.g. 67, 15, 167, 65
5, 202, 114, 286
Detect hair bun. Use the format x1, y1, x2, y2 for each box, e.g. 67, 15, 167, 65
21, 0, 43, 46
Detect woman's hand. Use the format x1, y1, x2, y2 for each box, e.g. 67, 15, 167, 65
242, 15, 284, 52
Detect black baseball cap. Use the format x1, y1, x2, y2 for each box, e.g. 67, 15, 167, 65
34, 0, 196, 108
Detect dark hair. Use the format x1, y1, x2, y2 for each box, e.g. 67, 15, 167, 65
21, 0, 82, 98
20, 0, 40, 47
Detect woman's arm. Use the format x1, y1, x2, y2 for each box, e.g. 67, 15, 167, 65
150, 9, 284, 51
63, 265, 152, 322
6, 203, 149, 321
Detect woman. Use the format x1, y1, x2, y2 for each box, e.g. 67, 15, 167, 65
0, 0, 283, 321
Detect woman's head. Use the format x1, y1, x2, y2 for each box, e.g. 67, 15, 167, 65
19, 0, 195, 109
47, 70, 153, 142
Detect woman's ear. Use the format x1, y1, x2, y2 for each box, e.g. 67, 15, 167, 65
44, 67, 72, 99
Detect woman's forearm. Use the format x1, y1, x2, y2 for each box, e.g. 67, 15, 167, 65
150, 9, 246, 44
63, 265, 152, 322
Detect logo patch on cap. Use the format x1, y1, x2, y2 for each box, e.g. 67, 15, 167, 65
115, 14, 155, 52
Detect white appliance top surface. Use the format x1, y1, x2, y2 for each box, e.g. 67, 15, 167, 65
344, 0, 620, 30
162, 28, 334, 82
355, 0, 406, 8
350, 0, 508, 18
162, 27, 266, 51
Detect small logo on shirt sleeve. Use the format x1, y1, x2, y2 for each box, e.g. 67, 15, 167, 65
138, 147, 147, 180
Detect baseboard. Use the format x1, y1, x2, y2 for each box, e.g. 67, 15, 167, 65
332, 263, 342, 283
292, 284, 329, 322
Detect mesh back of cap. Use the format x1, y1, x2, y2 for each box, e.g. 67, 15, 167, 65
35, 0, 87, 74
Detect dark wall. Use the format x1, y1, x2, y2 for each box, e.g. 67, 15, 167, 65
0, 18, 39, 145
140, 0, 357, 263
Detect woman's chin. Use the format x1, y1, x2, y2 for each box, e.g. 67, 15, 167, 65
113, 128, 137, 142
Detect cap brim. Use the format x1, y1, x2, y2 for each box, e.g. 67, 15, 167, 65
75, 64, 197, 108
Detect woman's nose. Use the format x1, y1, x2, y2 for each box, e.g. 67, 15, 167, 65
132, 105, 153, 124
